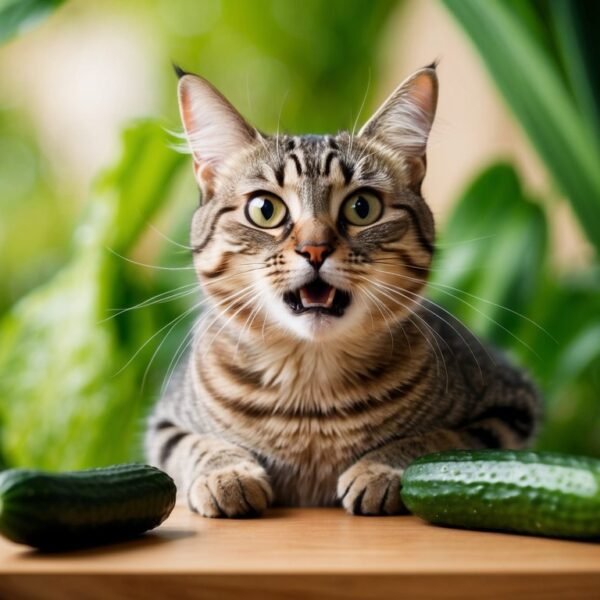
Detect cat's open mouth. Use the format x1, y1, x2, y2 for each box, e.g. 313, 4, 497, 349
283, 278, 351, 317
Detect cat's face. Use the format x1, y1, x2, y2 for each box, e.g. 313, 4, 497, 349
178, 66, 437, 342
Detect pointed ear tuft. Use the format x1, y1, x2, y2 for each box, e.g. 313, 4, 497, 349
178, 73, 257, 196
172, 63, 188, 79
359, 66, 438, 159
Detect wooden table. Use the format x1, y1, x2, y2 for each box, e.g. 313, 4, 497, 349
0, 507, 598, 599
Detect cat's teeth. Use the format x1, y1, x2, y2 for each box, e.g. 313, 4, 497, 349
299, 285, 336, 309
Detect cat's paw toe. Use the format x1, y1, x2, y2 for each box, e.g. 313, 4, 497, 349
337, 462, 404, 515
188, 462, 273, 518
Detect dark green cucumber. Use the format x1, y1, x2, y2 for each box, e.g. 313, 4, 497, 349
0, 464, 176, 549
401, 450, 600, 539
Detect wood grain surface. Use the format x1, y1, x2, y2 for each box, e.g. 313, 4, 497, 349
0, 507, 598, 599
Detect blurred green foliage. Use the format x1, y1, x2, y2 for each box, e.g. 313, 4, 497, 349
440, 0, 600, 455
0, 0, 598, 469
443, 0, 600, 253
0, 123, 184, 468
159, 0, 396, 133
431, 165, 600, 456
0, 0, 64, 44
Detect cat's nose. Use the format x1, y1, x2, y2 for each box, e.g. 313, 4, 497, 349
295, 243, 333, 270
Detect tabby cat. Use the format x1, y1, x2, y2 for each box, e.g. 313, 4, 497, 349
145, 64, 540, 517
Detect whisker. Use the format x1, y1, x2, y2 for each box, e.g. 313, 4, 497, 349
115, 300, 201, 379
406, 290, 490, 374
355, 291, 375, 330
118, 281, 263, 379
200, 264, 269, 288
201, 285, 262, 359
141, 303, 199, 391
370, 261, 553, 341
351, 69, 371, 141
106, 248, 196, 271
434, 235, 498, 248
104, 262, 268, 325
427, 281, 555, 341
358, 284, 395, 352
368, 275, 487, 379
357, 275, 450, 389
161, 309, 210, 396
234, 294, 265, 358
256, 131, 273, 161
101, 283, 199, 322
191, 304, 230, 347
374, 268, 541, 356
407, 311, 448, 387
261, 301, 272, 344
149, 224, 194, 251
193, 283, 263, 344
370, 258, 485, 275
275, 89, 289, 161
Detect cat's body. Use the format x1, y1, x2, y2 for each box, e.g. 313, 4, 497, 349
145, 65, 540, 516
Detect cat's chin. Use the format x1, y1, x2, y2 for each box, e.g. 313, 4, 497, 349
291, 310, 348, 340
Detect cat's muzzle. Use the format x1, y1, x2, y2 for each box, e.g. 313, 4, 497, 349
283, 277, 351, 317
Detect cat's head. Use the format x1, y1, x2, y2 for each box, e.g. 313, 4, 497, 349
178, 65, 437, 342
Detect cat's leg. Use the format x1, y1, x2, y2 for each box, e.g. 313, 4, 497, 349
338, 394, 539, 516
147, 422, 273, 518
339, 353, 540, 516
338, 411, 539, 516
337, 429, 469, 515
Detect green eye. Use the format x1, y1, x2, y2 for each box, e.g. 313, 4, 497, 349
245, 194, 288, 228
342, 191, 382, 226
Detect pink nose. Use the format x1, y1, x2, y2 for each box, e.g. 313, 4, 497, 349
295, 244, 333, 269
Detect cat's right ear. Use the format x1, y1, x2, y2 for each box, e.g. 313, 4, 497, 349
359, 64, 438, 192
177, 71, 257, 198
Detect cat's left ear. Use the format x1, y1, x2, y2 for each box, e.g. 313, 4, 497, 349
177, 70, 258, 198
359, 64, 438, 191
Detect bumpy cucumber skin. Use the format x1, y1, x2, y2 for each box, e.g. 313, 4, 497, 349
401, 450, 600, 539
0, 464, 176, 549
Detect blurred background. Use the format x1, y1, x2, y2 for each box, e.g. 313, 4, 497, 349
0, 0, 598, 470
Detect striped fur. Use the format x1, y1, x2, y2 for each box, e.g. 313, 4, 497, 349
145, 66, 541, 517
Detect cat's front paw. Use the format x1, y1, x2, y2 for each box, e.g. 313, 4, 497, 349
337, 461, 404, 515
188, 462, 273, 518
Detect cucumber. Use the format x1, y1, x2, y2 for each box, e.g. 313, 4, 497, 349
0, 464, 176, 549
401, 450, 600, 539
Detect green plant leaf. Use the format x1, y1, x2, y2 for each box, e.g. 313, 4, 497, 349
535, 351, 600, 457
0, 0, 64, 44
432, 162, 599, 456
523, 267, 600, 384
96, 123, 185, 255
442, 0, 600, 255
0, 121, 184, 469
429, 163, 547, 352
551, 0, 600, 141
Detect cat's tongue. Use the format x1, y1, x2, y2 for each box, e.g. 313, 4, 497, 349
299, 279, 336, 308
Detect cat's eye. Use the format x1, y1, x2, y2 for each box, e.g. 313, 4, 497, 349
341, 191, 382, 226
245, 194, 288, 229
